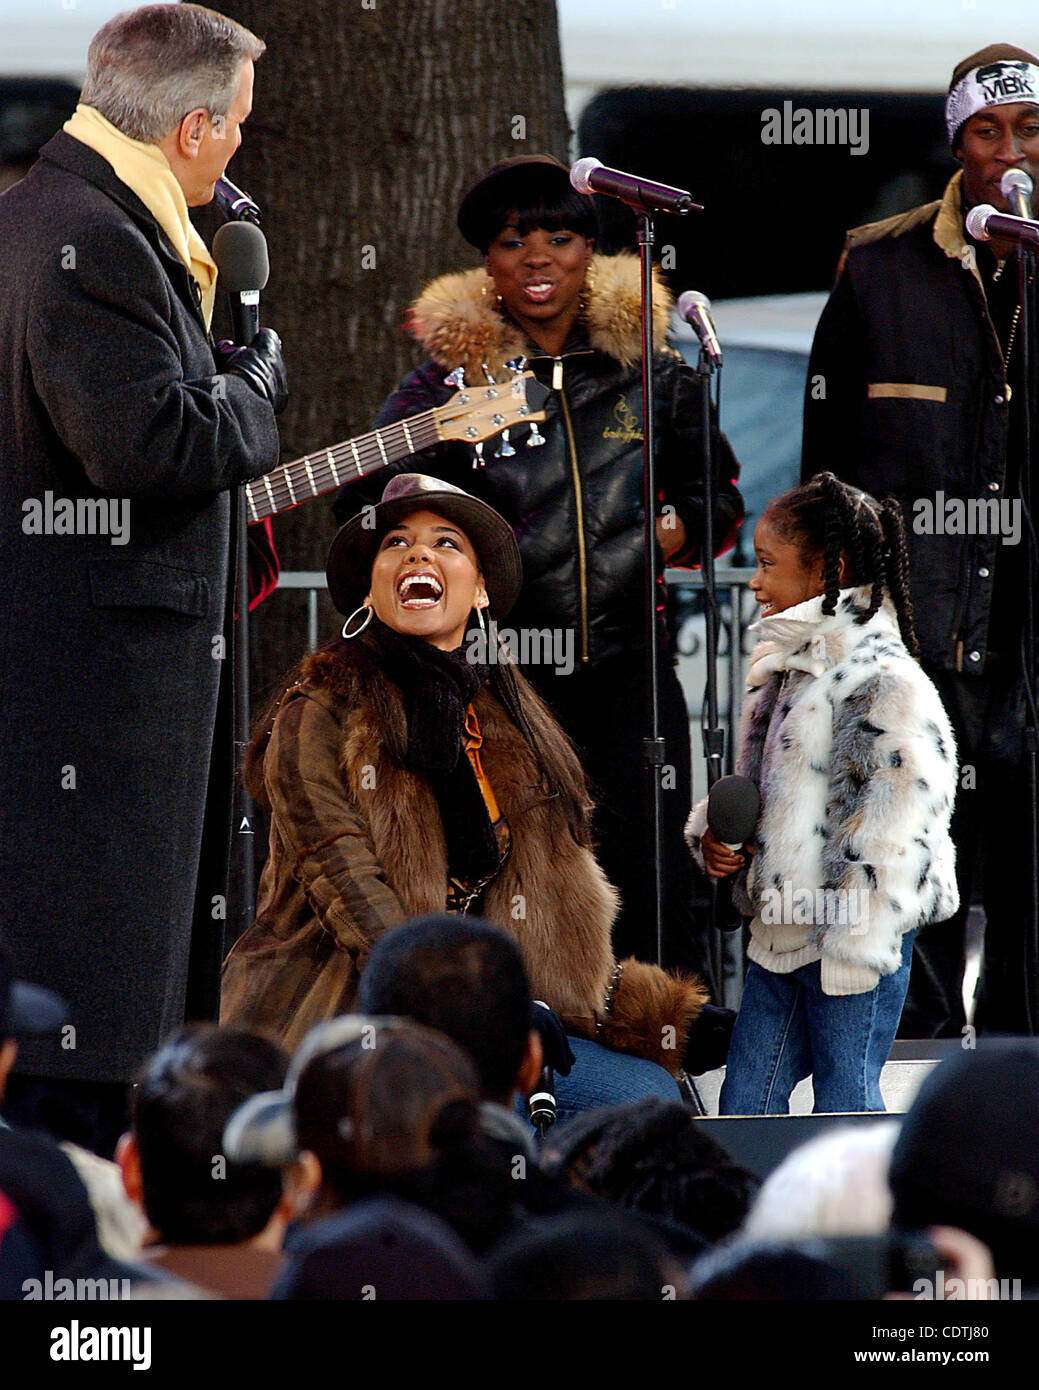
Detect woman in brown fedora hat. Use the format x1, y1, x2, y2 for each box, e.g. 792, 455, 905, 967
331, 155, 744, 987
221, 474, 720, 1091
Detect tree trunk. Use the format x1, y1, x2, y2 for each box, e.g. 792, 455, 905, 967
210, 0, 570, 708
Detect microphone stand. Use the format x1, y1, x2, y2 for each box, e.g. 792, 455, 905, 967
219, 204, 264, 939
695, 346, 730, 988
634, 211, 707, 1115
234, 486, 255, 930
634, 212, 667, 975
1018, 243, 1039, 1035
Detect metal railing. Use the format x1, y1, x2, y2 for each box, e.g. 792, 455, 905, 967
273, 565, 758, 776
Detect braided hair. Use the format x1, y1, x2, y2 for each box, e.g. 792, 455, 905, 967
765, 472, 919, 654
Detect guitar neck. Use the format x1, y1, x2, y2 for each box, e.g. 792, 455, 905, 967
244, 408, 443, 521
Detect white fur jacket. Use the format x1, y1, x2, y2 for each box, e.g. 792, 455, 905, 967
686, 589, 959, 992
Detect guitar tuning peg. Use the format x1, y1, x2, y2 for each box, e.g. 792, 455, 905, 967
472, 441, 485, 469
496, 430, 516, 458
481, 363, 497, 385
526, 422, 545, 448
505, 356, 527, 374
443, 366, 466, 388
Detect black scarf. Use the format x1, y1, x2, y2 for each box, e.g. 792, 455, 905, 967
362, 617, 502, 883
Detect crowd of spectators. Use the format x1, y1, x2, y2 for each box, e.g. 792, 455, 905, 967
1, 920, 1037, 1301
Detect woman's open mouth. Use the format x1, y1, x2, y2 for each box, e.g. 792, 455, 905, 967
522, 281, 555, 304
397, 571, 444, 609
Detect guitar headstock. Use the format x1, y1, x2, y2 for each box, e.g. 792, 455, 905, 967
435, 369, 550, 445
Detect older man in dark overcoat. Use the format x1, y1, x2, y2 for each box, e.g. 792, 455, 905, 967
0, 4, 286, 1151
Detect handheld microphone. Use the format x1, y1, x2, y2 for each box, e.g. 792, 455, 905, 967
211, 219, 270, 345
570, 157, 702, 216
214, 174, 261, 225
677, 289, 723, 367
1000, 169, 1034, 221
965, 203, 1039, 251
707, 774, 760, 851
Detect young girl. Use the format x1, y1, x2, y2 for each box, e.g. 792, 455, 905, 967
687, 473, 959, 1114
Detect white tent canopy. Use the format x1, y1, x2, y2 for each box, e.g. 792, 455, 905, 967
0, 0, 1036, 102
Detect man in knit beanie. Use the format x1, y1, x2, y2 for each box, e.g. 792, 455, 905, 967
947, 44, 1039, 222
802, 45, 1039, 1041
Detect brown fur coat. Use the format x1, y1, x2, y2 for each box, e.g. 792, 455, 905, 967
221, 651, 707, 1067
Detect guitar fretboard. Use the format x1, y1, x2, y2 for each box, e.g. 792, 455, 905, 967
244, 408, 444, 521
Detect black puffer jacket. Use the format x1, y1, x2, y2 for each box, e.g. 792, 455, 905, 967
802, 172, 1013, 674
332, 253, 743, 667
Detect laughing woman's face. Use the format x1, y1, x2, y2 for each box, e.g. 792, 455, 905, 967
366, 509, 488, 650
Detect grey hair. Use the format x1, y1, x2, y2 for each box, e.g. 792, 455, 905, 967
80, 4, 265, 144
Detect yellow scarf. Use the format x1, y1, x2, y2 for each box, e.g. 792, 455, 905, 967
64, 104, 218, 329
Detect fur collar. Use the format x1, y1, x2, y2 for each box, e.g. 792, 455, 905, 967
405, 253, 675, 381
746, 588, 901, 688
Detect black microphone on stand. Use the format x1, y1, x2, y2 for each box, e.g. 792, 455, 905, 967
677, 290, 723, 367
1001, 168, 1034, 221
965, 203, 1039, 250
210, 218, 277, 947
570, 157, 702, 215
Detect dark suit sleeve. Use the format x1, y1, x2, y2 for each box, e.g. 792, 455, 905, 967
25, 218, 280, 498
331, 361, 473, 523
801, 257, 869, 486
655, 353, 744, 565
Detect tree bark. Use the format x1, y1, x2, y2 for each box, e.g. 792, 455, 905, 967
209, 0, 570, 707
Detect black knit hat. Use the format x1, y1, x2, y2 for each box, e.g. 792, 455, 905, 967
946, 43, 1039, 151
456, 154, 596, 251
889, 1041, 1039, 1281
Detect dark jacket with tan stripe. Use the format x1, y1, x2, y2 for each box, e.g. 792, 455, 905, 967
220, 647, 707, 1068
802, 171, 1012, 673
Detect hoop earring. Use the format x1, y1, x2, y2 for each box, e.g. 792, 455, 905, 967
341, 604, 374, 639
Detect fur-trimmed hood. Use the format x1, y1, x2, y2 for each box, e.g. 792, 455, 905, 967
405, 253, 674, 381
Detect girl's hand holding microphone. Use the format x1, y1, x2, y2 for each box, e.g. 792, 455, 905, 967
701, 829, 754, 878
700, 774, 761, 877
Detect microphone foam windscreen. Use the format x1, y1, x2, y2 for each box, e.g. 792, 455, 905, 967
707, 775, 760, 844
212, 219, 270, 291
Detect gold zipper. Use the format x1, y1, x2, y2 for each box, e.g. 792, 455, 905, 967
556, 363, 590, 664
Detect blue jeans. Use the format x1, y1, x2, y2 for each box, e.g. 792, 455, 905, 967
719, 931, 915, 1115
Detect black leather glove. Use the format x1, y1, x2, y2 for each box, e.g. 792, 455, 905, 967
531, 1001, 575, 1076
222, 327, 288, 415
682, 1002, 737, 1075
